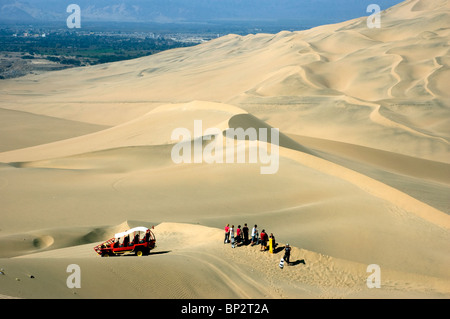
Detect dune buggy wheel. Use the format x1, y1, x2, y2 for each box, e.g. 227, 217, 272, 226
101, 252, 110, 257
136, 249, 143, 257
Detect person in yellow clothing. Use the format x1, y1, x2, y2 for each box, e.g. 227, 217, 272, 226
269, 233, 276, 253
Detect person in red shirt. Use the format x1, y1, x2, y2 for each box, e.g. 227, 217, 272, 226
236, 225, 242, 245
224, 224, 230, 244
260, 229, 268, 251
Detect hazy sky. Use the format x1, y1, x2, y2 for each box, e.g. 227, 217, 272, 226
0, 0, 405, 25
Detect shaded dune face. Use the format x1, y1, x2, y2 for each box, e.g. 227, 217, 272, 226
32, 235, 54, 249
227, 114, 313, 154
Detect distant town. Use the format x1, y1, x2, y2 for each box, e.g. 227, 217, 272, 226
0, 19, 312, 79
0, 23, 230, 79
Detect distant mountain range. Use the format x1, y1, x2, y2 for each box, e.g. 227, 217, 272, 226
0, 0, 404, 25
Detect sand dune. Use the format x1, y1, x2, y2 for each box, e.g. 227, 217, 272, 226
0, 101, 247, 163
0, 0, 449, 299
0, 108, 109, 153
1, 222, 449, 299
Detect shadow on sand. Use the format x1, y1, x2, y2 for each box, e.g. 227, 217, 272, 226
116, 250, 172, 257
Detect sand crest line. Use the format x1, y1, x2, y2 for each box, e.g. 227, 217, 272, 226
279, 146, 450, 230
170, 119, 280, 174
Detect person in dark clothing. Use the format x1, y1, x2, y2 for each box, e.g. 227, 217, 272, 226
242, 224, 249, 244
123, 235, 130, 247
284, 244, 291, 265
133, 233, 140, 245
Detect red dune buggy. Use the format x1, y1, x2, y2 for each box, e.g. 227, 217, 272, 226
94, 226, 156, 257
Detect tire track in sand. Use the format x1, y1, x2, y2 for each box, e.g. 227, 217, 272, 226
173, 249, 277, 298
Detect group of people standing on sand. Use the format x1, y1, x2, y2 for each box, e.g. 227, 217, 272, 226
224, 223, 289, 263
